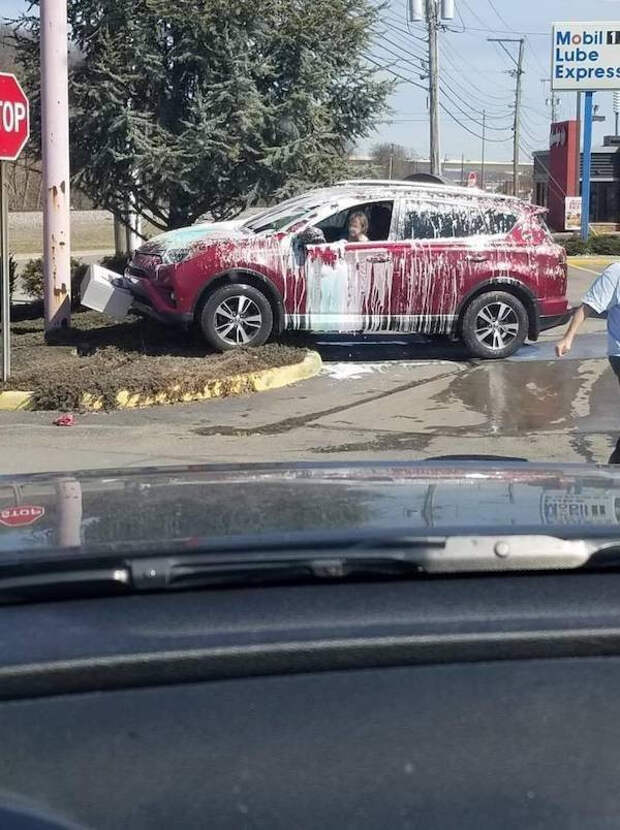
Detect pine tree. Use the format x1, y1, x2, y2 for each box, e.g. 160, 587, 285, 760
12, 0, 392, 230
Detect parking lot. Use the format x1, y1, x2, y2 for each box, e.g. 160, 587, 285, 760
0, 261, 617, 474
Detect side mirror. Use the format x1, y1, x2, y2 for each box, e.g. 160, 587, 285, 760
297, 226, 326, 246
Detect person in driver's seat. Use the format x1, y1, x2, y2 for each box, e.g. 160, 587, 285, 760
347, 211, 369, 242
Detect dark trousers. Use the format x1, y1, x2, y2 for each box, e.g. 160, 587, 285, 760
610, 357, 620, 465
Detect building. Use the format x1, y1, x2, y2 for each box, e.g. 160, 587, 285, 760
533, 128, 620, 231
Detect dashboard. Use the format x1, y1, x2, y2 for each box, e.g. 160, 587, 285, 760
1, 571, 620, 828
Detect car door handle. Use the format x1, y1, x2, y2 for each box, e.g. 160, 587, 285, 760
466, 255, 488, 263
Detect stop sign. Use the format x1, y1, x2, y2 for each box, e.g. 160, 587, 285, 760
0, 505, 45, 528
0, 73, 29, 162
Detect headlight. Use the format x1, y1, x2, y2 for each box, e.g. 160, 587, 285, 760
161, 247, 191, 265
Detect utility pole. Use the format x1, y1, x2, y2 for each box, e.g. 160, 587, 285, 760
541, 78, 560, 123
40, 0, 71, 331
388, 143, 394, 179
480, 110, 486, 189
426, 0, 441, 176
488, 37, 524, 197
410, 0, 453, 178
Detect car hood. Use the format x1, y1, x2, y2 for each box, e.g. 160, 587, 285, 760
0, 461, 619, 559
138, 219, 249, 258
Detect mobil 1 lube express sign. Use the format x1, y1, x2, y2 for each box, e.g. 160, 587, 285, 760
552, 22, 620, 89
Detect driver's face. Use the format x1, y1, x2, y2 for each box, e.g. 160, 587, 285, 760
348, 216, 364, 240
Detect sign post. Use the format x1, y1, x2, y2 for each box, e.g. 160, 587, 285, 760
1, 161, 8, 381
0, 73, 30, 382
552, 21, 620, 240
581, 91, 594, 240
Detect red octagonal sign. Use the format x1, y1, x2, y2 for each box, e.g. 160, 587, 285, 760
0, 505, 45, 528
0, 73, 29, 162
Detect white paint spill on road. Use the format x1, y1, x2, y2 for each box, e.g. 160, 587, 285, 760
321, 363, 378, 380
321, 360, 453, 380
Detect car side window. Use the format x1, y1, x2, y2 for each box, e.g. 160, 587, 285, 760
316, 201, 394, 243
400, 200, 517, 240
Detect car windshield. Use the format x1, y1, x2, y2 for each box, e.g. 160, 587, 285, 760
1, 0, 620, 588
243, 206, 316, 234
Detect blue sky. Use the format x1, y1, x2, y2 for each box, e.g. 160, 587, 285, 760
3, 0, 620, 162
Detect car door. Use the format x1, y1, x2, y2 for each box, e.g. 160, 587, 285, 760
303, 202, 397, 333
392, 197, 497, 334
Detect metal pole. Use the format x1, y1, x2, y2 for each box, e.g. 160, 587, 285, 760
575, 91, 582, 196
40, 0, 71, 332
426, 0, 441, 176
460, 152, 464, 186
581, 91, 593, 242
388, 143, 394, 180
55, 478, 82, 548
481, 110, 486, 189
513, 39, 525, 197
0, 161, 9, 381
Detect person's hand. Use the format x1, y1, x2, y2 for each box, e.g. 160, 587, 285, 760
555, 337, 572, 357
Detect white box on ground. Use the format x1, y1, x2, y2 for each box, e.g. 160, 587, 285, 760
81, 264, 133, 319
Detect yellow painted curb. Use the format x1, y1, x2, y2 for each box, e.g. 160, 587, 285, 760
568, 256, 620, 267
81, 350, 323, 411
0, 390, 33, 411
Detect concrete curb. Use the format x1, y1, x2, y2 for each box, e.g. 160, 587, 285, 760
0, 350, 322, 412
0, 390, 33, 411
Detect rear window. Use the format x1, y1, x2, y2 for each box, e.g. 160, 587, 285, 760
400, 201, 518, 240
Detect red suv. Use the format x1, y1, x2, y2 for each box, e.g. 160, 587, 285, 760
123, 181, 569, 359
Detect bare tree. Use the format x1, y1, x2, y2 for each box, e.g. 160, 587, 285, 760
371, 143, 414, 180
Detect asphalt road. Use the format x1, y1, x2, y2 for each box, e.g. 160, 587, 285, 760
1, 262, 618, 475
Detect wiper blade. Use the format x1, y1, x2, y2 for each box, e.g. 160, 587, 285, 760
128, 534, 605, 591
2, 535, 620, 602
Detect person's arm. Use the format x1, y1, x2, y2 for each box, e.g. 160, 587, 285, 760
556, 265, 620, 357
555, 304, 592, 357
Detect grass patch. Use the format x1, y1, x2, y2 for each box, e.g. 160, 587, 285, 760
1, 310, 307, 411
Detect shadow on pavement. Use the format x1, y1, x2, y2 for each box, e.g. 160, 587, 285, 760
281, 332, 472, 362
282, 330, 609, 365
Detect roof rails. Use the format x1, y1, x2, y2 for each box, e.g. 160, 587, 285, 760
335, 179, 521, 202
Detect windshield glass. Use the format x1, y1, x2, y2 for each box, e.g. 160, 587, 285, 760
1, 0, 620, 580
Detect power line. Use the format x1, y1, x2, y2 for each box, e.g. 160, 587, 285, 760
364, 57, 514, 143
371, 40, 513, 133
372, 37, 513, 122
486, 0, 511, 30
375, 22, 516, 117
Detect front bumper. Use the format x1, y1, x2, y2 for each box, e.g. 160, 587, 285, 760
122, 275, 192, 327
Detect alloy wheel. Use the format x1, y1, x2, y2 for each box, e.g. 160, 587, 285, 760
474, 301, 520, 351
214, 295, 263, 346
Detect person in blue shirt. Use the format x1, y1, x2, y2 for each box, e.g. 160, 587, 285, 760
556, 262, 620, 464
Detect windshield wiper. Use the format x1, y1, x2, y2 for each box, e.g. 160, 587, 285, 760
2, 534, 620, 602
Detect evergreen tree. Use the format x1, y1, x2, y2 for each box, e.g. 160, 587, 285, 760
12, 0, 392, 230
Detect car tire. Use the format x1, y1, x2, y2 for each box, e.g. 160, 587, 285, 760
461, 291, 528, 359
200, 284, 274, 351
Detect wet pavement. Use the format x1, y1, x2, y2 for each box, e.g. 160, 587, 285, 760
0, 265, 618, 474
